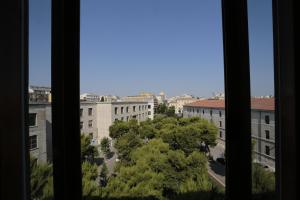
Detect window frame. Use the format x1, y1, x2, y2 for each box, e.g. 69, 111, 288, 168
0, 0, 297, 199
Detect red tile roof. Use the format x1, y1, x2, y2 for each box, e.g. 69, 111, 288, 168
184, 98, 274, 111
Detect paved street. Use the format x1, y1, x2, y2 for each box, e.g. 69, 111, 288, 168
208, 142, 226, 187
208, 160, 225, 187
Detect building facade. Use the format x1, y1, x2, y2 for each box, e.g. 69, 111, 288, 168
80, 102, 98, 143
122, 92, 157, 120
96, 101, 149, 141
80, 93, 101, 102
29, 103, 52, 163
168, 94, 199, 114
183, 98, 275, 170
79, 101, 149, 143
29, 86, 52, 103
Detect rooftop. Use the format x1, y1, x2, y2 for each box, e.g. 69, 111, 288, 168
184, 98, 275, 111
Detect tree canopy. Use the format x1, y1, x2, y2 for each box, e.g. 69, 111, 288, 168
105, 116, 219, 199
81, 134, 98, 161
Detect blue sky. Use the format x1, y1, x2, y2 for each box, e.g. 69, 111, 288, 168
29, 0, 274, 98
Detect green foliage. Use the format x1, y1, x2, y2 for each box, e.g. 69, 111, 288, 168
30, 157, 53, 200
100, 137, 110, 157
156, 104, 176, 117
82, 161, 102, 199
114, 131, 143, 164
109, 120, 139, 139
100, 163, 109, 186
252, 163, 275, 193
103, 139, 211, 200
81, 134, 98, 161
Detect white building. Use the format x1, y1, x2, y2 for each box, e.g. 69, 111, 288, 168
168, 94, 199, 114
122, 92, 157, 120
80, 93, 100, 102
156, 91, 167, 105
80, 101, 149, 143
183, 98, 275, 170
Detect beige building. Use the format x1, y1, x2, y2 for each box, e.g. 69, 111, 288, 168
80, 101, 149, 143
122, 92, 157, 119
168, 94, 199, 114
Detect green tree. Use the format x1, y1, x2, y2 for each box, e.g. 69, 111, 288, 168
82, 161, 102, 199
100, 162, 109, 186
81, 134, 98, 161
100, 137, 110, 157
252, 163, 275, 193
30, 157, 53, 200
114, 131, 142, 163
156, 104, 176, 117
104, 139, 211, 200
109, 120, 139, 139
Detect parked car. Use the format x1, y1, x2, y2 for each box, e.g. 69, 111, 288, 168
216, 157, 226, 165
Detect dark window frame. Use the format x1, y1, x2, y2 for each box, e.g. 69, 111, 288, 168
0, 0, 297, 199
29, 113, 37, 127
29, 135, 38, 150
88, 108, 92, 116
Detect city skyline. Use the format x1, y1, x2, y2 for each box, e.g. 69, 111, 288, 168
29, 0, 274, 97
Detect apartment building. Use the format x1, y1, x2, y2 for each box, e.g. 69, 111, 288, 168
29, 103, 52, 163
183, 98, 275, 170
168, 94, 199, 114
80, 102, 98, 143
79, 101, 149, 143
96, 101, 149, 140
80, 93, 101, 102
122, 92, 157, 119
29, 85, 52, 103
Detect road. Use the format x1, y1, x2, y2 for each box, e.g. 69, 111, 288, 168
208, 142, 226, 187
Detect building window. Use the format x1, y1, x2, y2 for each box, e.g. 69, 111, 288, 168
29, 135, 38, 150
197, 109, 199, 113
220, 131, 222, 138
80, 109, 83, 117
202, 110, 205, 114
219, 121, 222, 127
219, 111, 222, 117
88, 108, 92, 116
88, 120, 93, 128
115, 107, 118, 115
193, 108, 194, 113
148, 105, 151, 109
29, 113, 37, 127
121, 107, 124, 114
139, 105, 141, 111
148, 111, 151, 115
265, 115, 270, 124
210, 110, 212, 116
265, 130, 270, 139
126, 106, 129, 113
126, 116, 129, 121
80, 122, 83, 130
121, 117, 124, 121
133, 106, 136, 112
115, 118, 118, 122
265, 146, 270, 156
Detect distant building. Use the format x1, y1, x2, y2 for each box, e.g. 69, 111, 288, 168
168, 94, 199, 114
96, 101, 148, 141
122, 92, 158, 119
156, 91, 167, 105
183, 98, 275, 170
210, 92, 225, 100
29, 86, 51, 103
30, 100, 149, 163
80, 93, 100, 102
